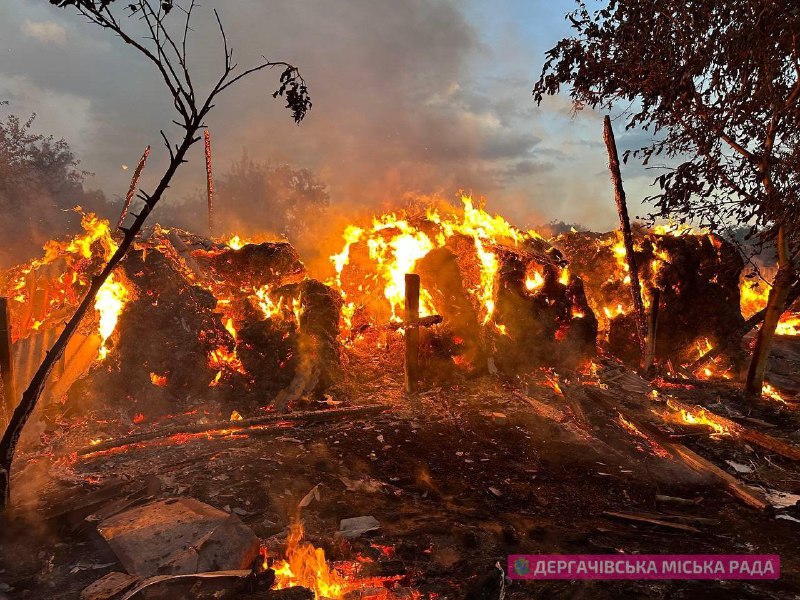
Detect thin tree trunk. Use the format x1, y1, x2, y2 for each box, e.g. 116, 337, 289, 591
745, 225, 794, 397
603, 115, 647, 361
0, 129, 199, 510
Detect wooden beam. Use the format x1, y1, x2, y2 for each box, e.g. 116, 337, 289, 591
0, 298, 16, 429
584, 386, 770, 510
404, 273, 420, 394
664, 397, 800, 461
603, 115, 647, 361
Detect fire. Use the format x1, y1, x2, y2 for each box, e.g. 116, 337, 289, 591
366, 217, 435, 321
740, 272, 799, 335
762, 383, 787, 405
329, 195, 545, 332
150, 372, 168, 387
667, 400, 728, 437
227, 235, 247, 250
272, 521, 406, 600
95, 272, 130, 360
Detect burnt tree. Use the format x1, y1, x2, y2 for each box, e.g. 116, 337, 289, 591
0, 0, 311, 510
534, 0, 800, 397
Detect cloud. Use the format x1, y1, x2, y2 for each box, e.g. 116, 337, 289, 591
21, 20, 67, 45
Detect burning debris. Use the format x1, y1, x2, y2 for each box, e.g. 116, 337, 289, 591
329, 196, 597, 375
555, 228, 748, 373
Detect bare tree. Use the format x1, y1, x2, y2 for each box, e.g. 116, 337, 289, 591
0, 0, 311, 510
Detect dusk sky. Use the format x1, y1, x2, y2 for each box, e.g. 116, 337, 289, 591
0, 0, 656, 232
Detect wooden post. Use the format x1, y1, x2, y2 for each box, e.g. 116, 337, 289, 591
204, 130, 215, 238
404, 274, 420, 394
0, 298, 16, 429
117, 145, 151, 229
603, 115, 647, 362
642, 287, 660, 374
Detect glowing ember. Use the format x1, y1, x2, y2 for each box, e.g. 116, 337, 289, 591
616, 414, 670, 458
230, 410, 243, 421
150, 372, 168, 387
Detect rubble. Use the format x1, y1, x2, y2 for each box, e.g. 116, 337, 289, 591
97, 498, 260, 578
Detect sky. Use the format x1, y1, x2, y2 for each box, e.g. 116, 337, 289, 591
0, 0, 657, 233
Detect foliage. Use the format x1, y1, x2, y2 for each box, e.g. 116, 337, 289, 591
213, 157, 329, 240
0, 108, 106, 267
533, 0, 800, 246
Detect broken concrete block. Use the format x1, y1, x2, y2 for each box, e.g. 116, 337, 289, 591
80, 572, 138, 600
97, 498, 260, 578
337, 515, 380, 539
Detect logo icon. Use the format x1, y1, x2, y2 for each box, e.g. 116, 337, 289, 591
513, 558, 530, 576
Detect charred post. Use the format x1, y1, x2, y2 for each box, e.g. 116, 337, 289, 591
404, 273, 420, 394
117, 145, 151, 229
205, 130, 215, 238
603, 115, 647, 362
643, 287, 660, 375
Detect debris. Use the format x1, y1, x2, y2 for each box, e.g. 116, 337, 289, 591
765, 489, 800, 510
603, 511, 700, 533
655, 494, 702, 506
298, 483, 322, 508
97, 498, 260, 578
488, 487, 503, 497
337, 516, 381, 539
490, 412, 508, 425
80, 572, 139, 600
726, 460, 754, 474
340, 476, 385, 494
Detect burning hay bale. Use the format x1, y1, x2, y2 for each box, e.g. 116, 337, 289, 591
329, 197, 598, 374
1, 218, 343, 423
555, 229, 745, 369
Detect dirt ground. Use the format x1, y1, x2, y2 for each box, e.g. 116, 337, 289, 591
2, 336, 800, 599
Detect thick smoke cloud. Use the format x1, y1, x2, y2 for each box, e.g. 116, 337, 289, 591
0, 0, 657, 263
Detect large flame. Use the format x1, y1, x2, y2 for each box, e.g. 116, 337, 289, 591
329, 195, 544, 333
95, 273, 130, 360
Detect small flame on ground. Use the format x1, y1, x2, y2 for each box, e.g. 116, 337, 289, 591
150, 372, 168, 387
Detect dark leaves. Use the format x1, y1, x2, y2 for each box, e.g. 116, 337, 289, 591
272, 67, 312, 124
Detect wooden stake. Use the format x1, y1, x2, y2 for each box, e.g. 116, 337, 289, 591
117, 145, 151, 229
0, 298, 16, 429
603, 115, 647, 361
642, 287, 660, 374
404, 274, 420, 394
204, 130, 215, 238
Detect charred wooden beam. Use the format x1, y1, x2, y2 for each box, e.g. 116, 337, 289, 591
0, 298, 16, 429
387, 314, 442, 331
404, 273, 420, 394
663, 397, 800, 461
603, 116, 647, 361
77, 404, 388, 456
585, 386, 770, 510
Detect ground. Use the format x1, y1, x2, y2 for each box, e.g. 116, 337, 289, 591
1, 336, 800, 599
